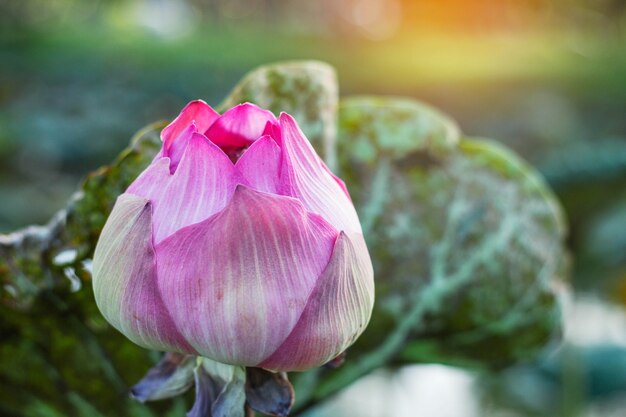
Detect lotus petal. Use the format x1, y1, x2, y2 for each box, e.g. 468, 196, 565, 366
187, 358, 246, 417
206, 103, 277, 149
162, 100, 220, 149
245, 368, 294, 417
278, 113, 361, 233
162, 123, 196, 173
128, 133, 239, 243
259, 232, 374, 371
130, 352, 196, 402
235, 135, 281, 194
156, 186, 338, 367
92, 194, 193, 353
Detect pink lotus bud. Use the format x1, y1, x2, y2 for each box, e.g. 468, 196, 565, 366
92, 101, 374, 371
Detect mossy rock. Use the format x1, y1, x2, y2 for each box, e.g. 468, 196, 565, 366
337, 97, 568, 368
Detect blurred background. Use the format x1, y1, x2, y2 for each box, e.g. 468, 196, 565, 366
1, 0, 625, 416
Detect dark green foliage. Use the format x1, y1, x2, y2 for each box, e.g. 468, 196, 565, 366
0, 122, 164, 309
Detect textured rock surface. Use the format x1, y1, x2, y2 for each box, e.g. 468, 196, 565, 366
336, 97, 567, 366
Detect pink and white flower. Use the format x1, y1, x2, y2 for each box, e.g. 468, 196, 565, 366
92, 101, 374, 371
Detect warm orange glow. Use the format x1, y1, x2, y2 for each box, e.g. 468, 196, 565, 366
401, 0, 546, 33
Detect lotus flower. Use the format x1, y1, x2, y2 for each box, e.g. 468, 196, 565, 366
92, 101, 374, 371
